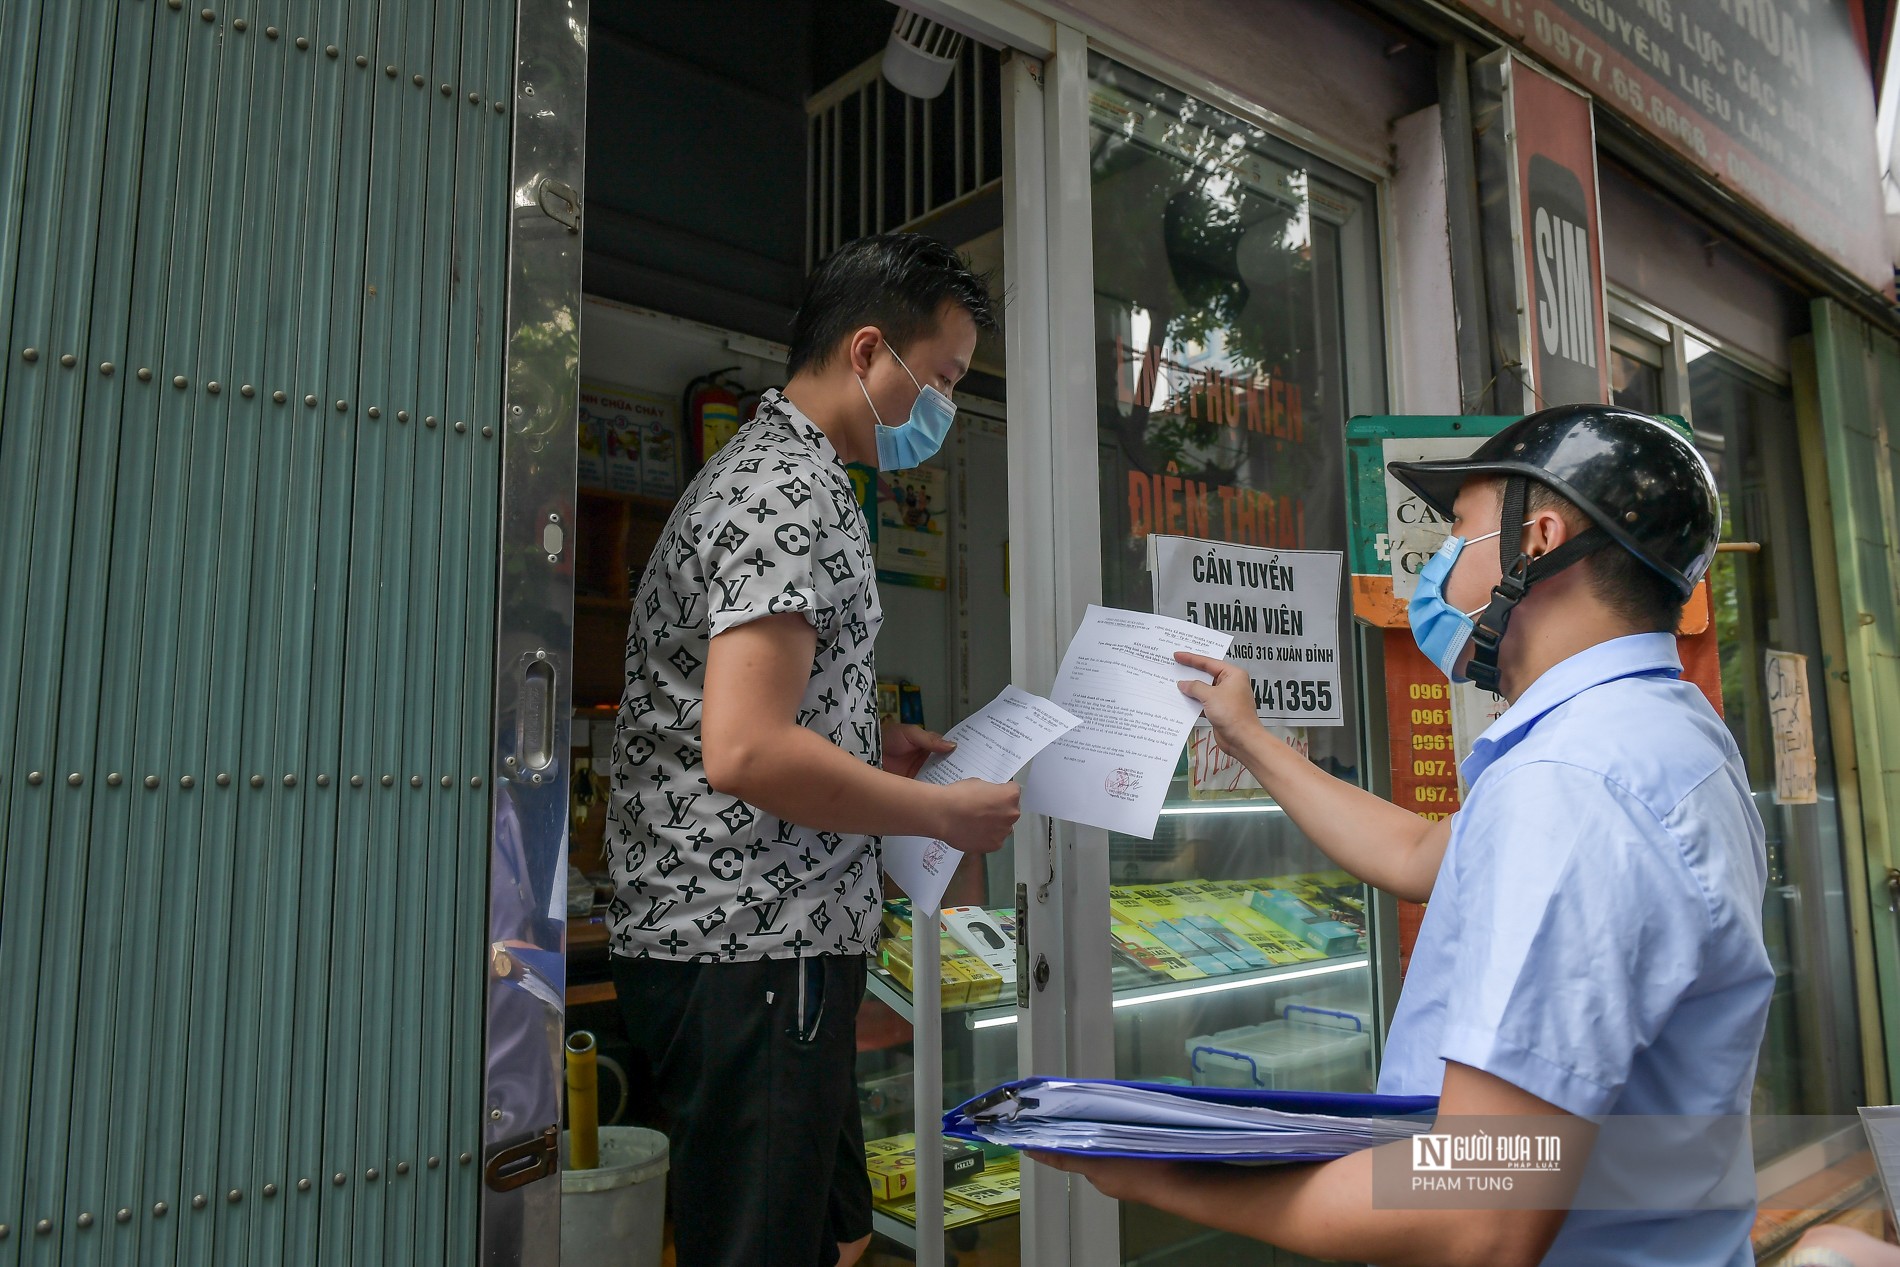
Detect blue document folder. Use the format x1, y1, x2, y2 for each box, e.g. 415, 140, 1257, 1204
945, 1077, 1440, 1163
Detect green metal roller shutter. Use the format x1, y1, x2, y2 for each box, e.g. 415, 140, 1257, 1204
0, 1, 514, 1262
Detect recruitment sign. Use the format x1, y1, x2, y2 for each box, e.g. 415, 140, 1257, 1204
1151, 536, 1346, 725
1447, 0, 1887, 292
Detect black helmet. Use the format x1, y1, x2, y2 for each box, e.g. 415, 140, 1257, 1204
1385, 405, 1720, 692
1386, 405, 1720, 597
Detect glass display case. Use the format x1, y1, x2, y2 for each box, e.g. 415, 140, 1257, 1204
857, 899, 1026, 1253
1085, 54, 1388, 1266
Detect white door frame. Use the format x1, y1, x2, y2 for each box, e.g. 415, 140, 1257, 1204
995, 19, 1123, 1266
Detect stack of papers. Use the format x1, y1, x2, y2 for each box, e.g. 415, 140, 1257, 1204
945, 1077, 1438, 1163
1860, 1106, 1900, 1224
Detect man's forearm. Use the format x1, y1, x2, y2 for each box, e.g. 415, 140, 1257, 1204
1227, 727, 1444, 903
714, 724, 945, 839
1120, 1147, 1502, 1266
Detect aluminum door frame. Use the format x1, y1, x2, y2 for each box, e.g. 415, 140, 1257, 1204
996, 21, 1121, 1267
481, 0, 588, 1262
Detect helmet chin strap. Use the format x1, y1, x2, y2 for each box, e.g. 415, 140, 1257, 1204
1464, 476, 1612, 694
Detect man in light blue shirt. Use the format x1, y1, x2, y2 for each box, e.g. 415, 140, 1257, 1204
1035, 406, 1773, 1266
1377, 629, 1772, 1263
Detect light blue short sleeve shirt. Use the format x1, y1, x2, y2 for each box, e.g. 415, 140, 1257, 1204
1377, 634, 1773, 1266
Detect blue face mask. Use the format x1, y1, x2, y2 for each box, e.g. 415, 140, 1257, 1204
859, 341, 956, 471
1407, 525, 1521, 683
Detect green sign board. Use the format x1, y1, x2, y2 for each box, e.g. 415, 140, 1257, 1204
1344, 416, 1518, 580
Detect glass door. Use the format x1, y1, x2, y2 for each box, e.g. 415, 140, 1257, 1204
1084, 53, 1388, 1267
1687, 347, 1865, 1161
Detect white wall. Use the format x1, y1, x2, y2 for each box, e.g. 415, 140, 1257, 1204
1044, 0, 1436, 173
1390, 106, 1462, 414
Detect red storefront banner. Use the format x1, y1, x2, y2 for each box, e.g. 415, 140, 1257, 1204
1475, 52, 1612, 411
1448, 0, 1887, 294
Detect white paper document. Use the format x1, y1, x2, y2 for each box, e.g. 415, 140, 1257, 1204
1022, 605, 1233, 839
882, 685, 1082, 915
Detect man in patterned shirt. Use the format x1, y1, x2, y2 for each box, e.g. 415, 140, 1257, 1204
607, 234, 1020, 1267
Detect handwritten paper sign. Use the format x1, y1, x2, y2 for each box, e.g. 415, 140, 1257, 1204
1186, 724, 1308, 799
1764, 650, 1817, 805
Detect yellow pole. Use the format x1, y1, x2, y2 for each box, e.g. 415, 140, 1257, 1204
565, 1030, 599, 1170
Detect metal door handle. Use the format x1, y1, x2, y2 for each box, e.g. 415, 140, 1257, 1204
519, 655, 556, 773
537, 178, 580, 233
484, 1126, 559, 1192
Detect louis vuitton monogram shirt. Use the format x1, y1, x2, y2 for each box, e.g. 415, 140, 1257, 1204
605, 389, 886, 962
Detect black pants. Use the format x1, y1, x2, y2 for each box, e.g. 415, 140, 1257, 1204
612, 953, 873, 1267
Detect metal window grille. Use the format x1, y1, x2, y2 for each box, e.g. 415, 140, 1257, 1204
805, 40, 1004, 268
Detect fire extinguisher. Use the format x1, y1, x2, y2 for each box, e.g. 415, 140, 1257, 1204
682, 367, 745, 471
734, 387, 766, 435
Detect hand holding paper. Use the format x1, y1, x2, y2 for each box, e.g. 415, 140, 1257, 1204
1173, 651, 1264, 751
882, 720, 957, 778
1021, 606, 1234, 838
932, 779, 1023, 857
882, 685, 1083, 914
